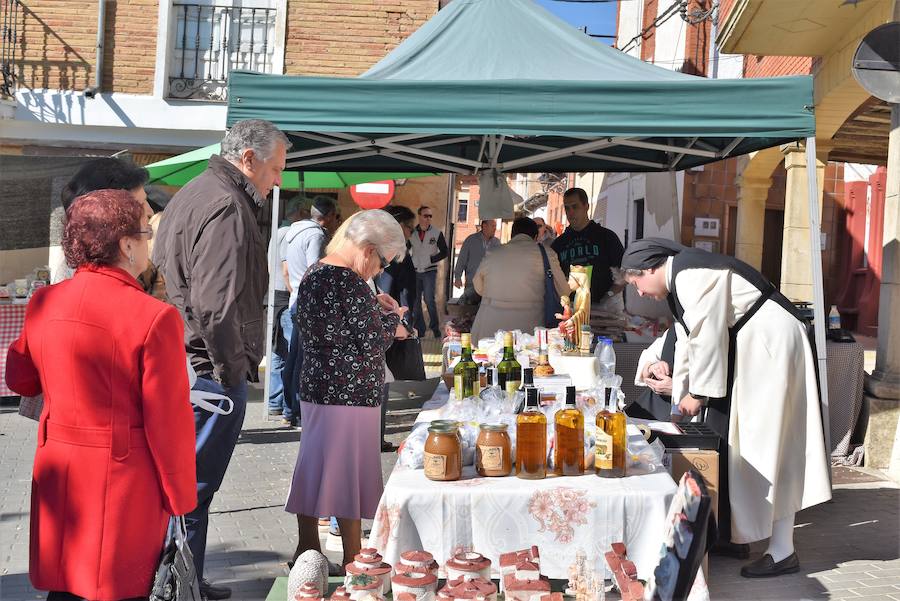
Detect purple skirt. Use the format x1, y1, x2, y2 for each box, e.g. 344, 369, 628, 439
285, 401, 384, 520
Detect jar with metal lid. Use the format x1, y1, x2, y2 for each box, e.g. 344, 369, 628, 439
424, 422, 462, 481
475, 423, 512, 477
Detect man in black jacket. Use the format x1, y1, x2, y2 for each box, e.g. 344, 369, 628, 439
153, 119, 289, 599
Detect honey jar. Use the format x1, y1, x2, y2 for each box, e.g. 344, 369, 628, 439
475, 423, 512, 477
424, 422, 462, 481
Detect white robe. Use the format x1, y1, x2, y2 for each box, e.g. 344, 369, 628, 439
666, 257, 831, 543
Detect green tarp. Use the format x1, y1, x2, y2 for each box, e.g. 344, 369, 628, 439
226, 0, 815, 174
145, 143, 432, 188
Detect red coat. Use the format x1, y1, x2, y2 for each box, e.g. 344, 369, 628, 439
6, 265, 197, 601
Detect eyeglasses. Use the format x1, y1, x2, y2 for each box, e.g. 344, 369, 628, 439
376, 250, 391, 270
135, 228, 153, 240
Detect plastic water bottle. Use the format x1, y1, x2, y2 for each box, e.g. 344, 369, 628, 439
829, 305, 841, 330
594, 336, 617, 380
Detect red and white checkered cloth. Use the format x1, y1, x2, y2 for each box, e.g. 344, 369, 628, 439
0, 305, 27, 396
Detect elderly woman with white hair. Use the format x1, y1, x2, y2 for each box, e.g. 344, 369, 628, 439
285, 209, 409, 571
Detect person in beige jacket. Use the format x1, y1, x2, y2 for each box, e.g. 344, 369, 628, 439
470, 217, 571, 343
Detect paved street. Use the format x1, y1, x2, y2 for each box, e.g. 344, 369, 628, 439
1, 380, 898, 601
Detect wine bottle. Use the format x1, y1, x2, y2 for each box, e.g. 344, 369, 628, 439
555, 386, 585, 476
496, 331, 522, 397
453, 333, 480, 399
516, 387, 547, 479
595, 388, 626, 478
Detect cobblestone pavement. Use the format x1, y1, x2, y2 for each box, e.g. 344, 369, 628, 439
1, 381, 898, 601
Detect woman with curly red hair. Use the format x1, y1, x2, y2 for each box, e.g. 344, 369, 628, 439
5, 189, 198, 601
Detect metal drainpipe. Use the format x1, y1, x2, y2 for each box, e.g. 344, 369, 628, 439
707, 0, 720, 80
84, 0, 106, 98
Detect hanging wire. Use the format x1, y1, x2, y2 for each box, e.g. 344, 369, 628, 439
618, 0, 683, 54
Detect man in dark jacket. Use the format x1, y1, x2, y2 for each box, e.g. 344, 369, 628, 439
153, 119, 289, 600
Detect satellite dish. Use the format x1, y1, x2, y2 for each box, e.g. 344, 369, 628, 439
851, 22, 900, 103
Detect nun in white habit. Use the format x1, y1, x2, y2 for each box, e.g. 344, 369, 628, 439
622, 238, 831, 579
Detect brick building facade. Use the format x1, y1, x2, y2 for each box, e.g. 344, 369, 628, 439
0, 0, 442, 282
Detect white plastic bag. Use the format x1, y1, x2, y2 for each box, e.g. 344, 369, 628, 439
186, 359, 233, 415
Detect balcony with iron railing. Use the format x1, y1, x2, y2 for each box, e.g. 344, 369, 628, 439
1, 0, 21, 99
169, 2, 276, 101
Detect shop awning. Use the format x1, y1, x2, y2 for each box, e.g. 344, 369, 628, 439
145, 143, 433, 188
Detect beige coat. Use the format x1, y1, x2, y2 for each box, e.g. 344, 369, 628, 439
470, 234, 571, 343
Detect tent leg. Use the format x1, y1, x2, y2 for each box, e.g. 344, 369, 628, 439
805, 137, 832, 462
262, 185, 281, 420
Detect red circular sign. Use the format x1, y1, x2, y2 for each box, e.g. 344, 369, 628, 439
350, 180, 395, 209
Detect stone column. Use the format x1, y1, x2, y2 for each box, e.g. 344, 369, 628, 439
734, 176, 771, 270
779, 141, 829, 302
865, 81, 900, 472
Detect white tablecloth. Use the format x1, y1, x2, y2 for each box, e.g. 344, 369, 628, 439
367, 384, 678, 581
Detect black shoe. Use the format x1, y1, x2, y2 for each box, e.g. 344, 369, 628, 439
740, 553, 800, 578
382, 441, 398, 452
200, 579, 232, 600
710, 541, 751, 559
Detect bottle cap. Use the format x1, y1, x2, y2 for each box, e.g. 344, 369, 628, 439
461, 333, 471, 346
503, 331, 514, 345
565, 385, 576, 405
485, 368, 494, 386
525, 387, 539, 404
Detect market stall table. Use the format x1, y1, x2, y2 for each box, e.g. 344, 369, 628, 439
368, 383, 678, 581
0, 304, 27, 397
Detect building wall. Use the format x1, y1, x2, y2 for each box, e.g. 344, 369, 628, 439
284, 0, 437, 76
743, 55, 812, 78
13, 0, 158, 95
1, 0, 438, 284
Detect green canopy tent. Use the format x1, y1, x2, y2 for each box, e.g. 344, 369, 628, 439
228, 0, 829, 440
144, 143, 431, 188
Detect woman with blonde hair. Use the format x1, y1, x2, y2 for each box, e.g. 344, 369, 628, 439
286, 209, 409, 571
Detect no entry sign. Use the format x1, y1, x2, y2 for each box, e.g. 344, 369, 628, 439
350, 180, 395, 209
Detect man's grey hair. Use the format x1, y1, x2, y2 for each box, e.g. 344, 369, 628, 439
310, 195, 337, 221
220, 119, 291, 162
344, 209, 406, 260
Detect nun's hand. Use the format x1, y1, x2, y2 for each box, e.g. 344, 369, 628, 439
678, 394, 703, 416
648, 360, 671, 380
647, 374, 673, 396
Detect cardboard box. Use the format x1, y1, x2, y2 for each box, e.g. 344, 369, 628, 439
664, 448, 719, 581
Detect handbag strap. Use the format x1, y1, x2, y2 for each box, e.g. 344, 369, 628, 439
538, 243, 553, 280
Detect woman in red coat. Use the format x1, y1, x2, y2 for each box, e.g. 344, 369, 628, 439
5, 189, 198, 601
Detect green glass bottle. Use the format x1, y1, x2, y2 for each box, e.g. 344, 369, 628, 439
453, 333, 480, 399
496, 331, 522, 397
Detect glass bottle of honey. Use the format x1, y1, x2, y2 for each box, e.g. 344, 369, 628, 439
555, 385, 584, 476
595, 389, 626, 478
516, 387, 547, 479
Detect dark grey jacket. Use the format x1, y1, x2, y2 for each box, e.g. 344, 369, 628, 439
152, 155, 267, 389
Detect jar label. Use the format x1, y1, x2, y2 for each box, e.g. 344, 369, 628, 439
595, 430, 613, 469
479, 445, 503, 470
424, 452, 447, 478
505, 381, 520, 397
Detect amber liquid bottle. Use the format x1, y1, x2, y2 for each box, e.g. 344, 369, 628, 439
555, 385, 585, 476
595, 389, 626, 478
516, 387, 547, 479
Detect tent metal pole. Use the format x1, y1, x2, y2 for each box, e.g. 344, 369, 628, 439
805, 136, 832, 457
262, 184, 281, 420
445, 173, 457, 324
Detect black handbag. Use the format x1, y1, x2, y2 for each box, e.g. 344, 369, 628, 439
150, 516, 202, 601
385, 318, 427, 381
538, 244, 564, 328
